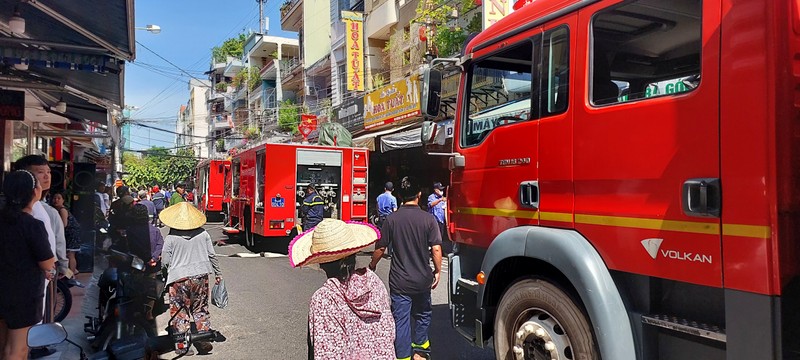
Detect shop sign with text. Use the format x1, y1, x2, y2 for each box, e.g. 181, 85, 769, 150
342, 11, 364, 91
0, 90, 24, 120
336, 94, 365, 133
364, 75, 421, 130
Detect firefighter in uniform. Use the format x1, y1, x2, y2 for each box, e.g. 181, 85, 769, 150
300, 184, 325, 230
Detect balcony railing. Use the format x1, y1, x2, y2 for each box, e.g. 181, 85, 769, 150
280, 0, 302, 20
280, 57, 302, 79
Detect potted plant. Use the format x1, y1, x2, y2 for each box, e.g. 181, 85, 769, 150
243, 126, 261, 140
215, 82, 228, 92
215, 138, 225, 152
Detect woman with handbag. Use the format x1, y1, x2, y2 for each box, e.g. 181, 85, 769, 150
159, 202, 222, 356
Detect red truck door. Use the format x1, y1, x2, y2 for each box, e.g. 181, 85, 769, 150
452, 31, 542, 248
573, 0, 721, 287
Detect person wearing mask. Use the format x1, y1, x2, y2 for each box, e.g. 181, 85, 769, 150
427, 182, 450, 253
0, 170, 56, 360
159, 202, 222, 356
289, 218, 394, 359
50, 192, 82, 276
170, 184, 186, 206
300, 184, 324, 230
151, 186, 166, 227
370, 176, 442, 360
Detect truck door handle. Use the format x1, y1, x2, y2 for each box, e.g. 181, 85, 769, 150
682, 178, 721, 218
519, 181, 539, 209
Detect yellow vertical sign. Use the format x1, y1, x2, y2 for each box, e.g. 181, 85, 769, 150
342, 11, 364, 92
483, 0, 512, 29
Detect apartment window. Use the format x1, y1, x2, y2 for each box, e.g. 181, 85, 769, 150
338, 64, 347, 98
590, 0, 702, 106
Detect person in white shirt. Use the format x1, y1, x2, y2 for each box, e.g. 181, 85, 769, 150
96, 182, 109, 216
15, 156, 69, 325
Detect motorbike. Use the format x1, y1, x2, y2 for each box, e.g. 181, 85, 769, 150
84, 248, 159, 353
29, 308, 226, 360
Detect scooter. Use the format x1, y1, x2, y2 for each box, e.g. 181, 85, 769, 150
29, 311, 227, 360
84, 248, 158, 353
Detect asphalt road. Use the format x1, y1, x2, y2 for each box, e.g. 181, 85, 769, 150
166, 222, 495, 359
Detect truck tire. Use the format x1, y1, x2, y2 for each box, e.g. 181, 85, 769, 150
243, 209, 254, 247
494, 278, 598, 360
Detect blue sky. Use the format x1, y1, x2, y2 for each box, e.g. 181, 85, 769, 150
125, 0, 296, 151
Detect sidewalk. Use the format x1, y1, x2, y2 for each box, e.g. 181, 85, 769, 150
49, 256, 107, 359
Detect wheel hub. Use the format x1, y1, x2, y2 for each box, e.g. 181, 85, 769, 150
511, 312, 572, 360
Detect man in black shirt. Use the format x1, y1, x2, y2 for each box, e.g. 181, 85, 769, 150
369, 176, 442, 360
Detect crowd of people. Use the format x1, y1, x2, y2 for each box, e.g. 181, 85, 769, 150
0, 154, 220, 358
0, 155, 448, 359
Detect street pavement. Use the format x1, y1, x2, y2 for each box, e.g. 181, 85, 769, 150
61, 222, 494, 359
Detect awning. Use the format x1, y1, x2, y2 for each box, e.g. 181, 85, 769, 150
352, 123, 416, 151
380, 126, 421, 153
0, 0, 134, 113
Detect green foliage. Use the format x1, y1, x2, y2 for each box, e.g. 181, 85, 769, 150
243, 126, 261, 140
122, 147, 198, 188
278, 99, 301, 133
231, 67, 262, 91
212, 34, 247, 63
215, 82, 228, 92
415, 0, 480, 57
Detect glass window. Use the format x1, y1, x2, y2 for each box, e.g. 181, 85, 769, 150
255, 152, 265, 212
462, 40, 537, 148
544, 27, 569, 114
232, 160, 241, 197
590, 0, 702, 106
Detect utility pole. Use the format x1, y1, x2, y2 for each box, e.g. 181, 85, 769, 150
257, 0, 267, 33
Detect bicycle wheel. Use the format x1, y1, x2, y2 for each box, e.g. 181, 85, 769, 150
53, 280, 73, 322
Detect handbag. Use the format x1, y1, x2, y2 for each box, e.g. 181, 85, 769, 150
211, 278, 229, 309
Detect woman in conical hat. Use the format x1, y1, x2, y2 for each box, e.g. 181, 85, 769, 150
289, 218, 395, 359
159, 202, 221, 355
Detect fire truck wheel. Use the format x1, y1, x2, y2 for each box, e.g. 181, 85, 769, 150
494, 278, 598, 360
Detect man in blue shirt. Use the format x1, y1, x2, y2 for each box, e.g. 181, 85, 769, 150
428, 182, 450, 253
300, 184, 325, 230
376, 182, 397, 227
376, 181, 398, 257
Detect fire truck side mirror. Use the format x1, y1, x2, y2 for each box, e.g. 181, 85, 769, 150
421, 68, 442, 118
421, 121, 438, 145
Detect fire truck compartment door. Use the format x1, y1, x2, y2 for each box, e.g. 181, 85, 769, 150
297, 150, 342, 166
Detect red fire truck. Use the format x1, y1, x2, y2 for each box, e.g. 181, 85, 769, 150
224, 143, 369, 246
419, 0, 800, 359
196, 159, 230, 221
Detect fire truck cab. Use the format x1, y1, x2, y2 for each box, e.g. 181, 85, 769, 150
420, 0, 800, 359
225, 143, 369, 245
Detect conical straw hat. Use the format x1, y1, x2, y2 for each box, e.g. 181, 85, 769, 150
158, 202, 207, 230
288, 219, 380, 267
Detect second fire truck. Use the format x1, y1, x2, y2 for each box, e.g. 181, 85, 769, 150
224, 142, 369, 245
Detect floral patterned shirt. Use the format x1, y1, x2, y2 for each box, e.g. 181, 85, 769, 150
308, 268, 395, 359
